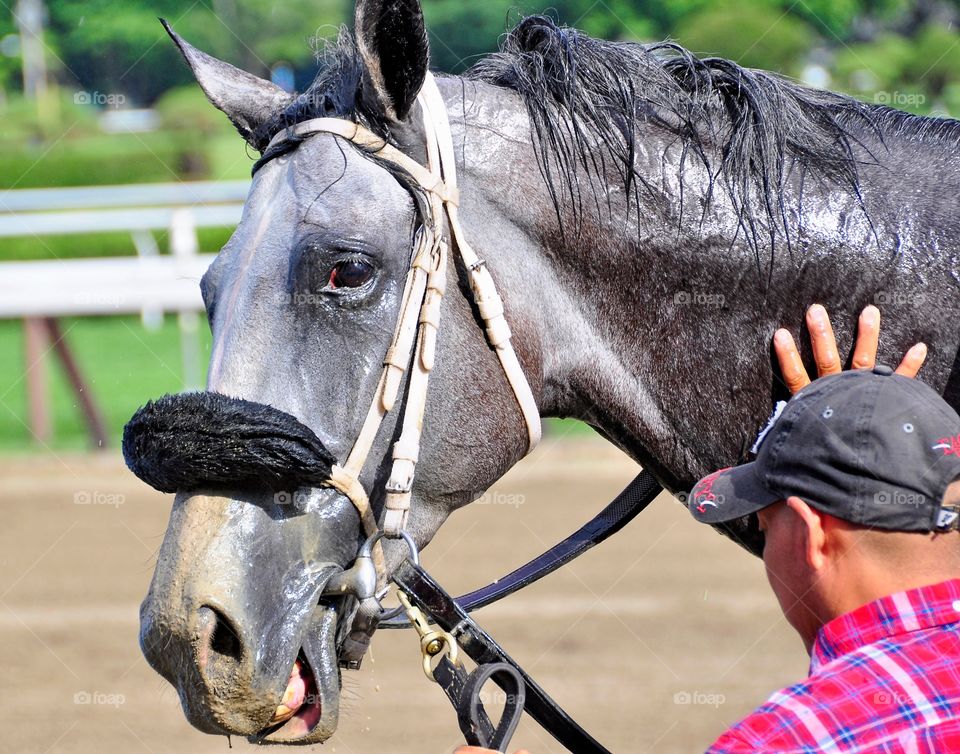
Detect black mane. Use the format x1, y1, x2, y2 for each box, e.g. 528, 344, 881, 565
256, 16, 959, 253
471, 17, 881, 244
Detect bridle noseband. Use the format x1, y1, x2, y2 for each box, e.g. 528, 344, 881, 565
259, 73, 542, 664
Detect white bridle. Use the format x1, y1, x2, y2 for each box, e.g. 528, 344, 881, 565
264, 73, 541, 582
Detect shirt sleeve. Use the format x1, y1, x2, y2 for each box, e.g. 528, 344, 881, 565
704, 727, 760, 754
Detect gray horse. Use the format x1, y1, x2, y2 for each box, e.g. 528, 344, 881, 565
134, 0, 960, 743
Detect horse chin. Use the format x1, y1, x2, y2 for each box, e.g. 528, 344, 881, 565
254, 604, 341, 744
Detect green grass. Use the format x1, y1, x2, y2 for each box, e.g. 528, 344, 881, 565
0, 315, 211, 452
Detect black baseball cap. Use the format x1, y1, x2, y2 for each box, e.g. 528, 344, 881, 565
688, 366, 960, 533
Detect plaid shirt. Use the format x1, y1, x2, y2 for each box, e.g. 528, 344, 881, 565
708, 579, 960, 753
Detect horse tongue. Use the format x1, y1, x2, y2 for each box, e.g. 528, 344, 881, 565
269, 659, 309, 724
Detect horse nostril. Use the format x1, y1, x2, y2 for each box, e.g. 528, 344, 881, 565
198, 605, 244, 665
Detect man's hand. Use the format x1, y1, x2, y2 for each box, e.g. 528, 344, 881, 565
774, 304, 927, 395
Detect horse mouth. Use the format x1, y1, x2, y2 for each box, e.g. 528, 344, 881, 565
253, 605, 341, 744
257, 654, 322, 740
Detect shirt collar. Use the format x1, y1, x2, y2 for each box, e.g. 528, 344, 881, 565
810, 578, 960, 674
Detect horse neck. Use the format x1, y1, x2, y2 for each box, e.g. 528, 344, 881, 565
448, 79, 960, 493
446, 79, 720, 491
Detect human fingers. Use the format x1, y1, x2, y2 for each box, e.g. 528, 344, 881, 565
850, 305, 880, 370
774, 328, 810, 395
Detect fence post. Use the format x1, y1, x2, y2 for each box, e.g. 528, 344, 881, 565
170, 208, 203, 390
23, 316, 51, 444
44, 318, 109, 450
131, 228, 163, 332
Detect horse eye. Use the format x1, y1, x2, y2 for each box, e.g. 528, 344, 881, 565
328, 259, 374, 289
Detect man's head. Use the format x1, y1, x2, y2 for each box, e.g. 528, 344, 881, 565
688, 366, 960, 650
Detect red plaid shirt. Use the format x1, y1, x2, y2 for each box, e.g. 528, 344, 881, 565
708, 579, 960, 753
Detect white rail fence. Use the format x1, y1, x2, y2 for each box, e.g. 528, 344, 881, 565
0, 180, 247, 447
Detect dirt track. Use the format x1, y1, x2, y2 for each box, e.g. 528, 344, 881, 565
0, 436, 806, 753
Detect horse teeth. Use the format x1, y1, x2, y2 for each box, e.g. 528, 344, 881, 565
269, 659, 308, 724
270, 704, 295, 724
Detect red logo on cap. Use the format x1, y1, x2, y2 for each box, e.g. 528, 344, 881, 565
934, 435, 960, 456
693, 467, 731, 513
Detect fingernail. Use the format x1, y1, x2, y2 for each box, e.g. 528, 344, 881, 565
913, 343, 928, 358
807, 304, 825, 322
774, 329, 792, 345
861, 306, 877, 326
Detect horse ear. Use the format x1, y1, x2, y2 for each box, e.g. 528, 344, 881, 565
354, 0, 429, 122
161, 19, 292, 147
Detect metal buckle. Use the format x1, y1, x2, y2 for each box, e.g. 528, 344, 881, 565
396, 590, 459, 681
322, 530, 419, 601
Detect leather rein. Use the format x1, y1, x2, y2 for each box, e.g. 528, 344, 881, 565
258, 73, 664, 753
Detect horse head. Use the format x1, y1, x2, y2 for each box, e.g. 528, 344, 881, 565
131, 0, 960, 743
134, 0, 549, 743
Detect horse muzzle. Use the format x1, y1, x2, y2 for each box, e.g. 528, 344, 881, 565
138, 486, 359, 744
125, 392, 365, 743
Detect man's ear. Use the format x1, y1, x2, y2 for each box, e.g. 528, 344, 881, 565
354, 0, 430, 122
786, 496, 827, 570
161, 19, 292, 147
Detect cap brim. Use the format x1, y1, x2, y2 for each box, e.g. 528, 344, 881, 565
687, 462, 780, 525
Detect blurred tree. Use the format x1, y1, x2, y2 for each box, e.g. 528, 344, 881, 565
832, 23, 960, 114
0, 12, 21, 96
421, 1, 534, 71
903, 23, 960, 97
206, 0, 348, 75
794, 0, 863, 37
421, 0, 656, 72
546, 0, 655, 41
50, 2, 222, 104
833, 32, 915, 96
674, 2, 815, 75
3, 0, 960, 114
45, 0, 346, 105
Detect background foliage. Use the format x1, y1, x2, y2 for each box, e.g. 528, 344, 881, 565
3, 0, 960, 104
2, 0, 957, 198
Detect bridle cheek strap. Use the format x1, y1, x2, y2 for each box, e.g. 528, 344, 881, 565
266, 73, 542, 580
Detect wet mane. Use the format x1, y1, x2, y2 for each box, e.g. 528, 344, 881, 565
255, 16, 960, 253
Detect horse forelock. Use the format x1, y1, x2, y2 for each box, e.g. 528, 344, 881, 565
250, 28, 369, 154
